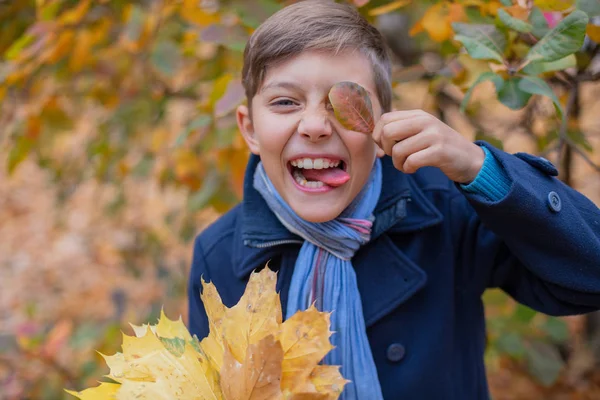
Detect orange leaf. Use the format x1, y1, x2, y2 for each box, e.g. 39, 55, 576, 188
587, 24, 600, 43
220, 335, 284, 400
419, 2, 466, 42
42, 319, 73, 358
69, 30, 93, 72
328, 81, 375, 134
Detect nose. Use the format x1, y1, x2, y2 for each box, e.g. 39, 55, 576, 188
298, 109, 332, 142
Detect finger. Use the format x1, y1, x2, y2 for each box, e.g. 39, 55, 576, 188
372, 110, 430, 146
391, 130, 433, 172
381, 116, 429, 156
402, 146, 440, 174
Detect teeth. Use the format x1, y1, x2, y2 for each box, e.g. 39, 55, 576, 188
290, 158, 341, 170
292, 169, 324, 188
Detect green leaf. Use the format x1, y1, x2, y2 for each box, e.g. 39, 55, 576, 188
522, 54, 577, 74
513, 304, 537, 323
125, 5, 145, 42
151, 40, 181, 77
452, 23, 507, 63
568, 129, 593, 151
526, 10, 589, 62
529, 7, 551, 39
498, 77, 532, 110
188, 170, 221, 212
475, 131, 504, 150
525, 340, 564, 386
7, 135, 34, 175
328, 81, 375, 134
517, 76, 563, 117
577, 0, 600, 17
498, 9, 533, 33
496, 332, 526, 358
6, 33, 34, 60
209, 74, 232, 108
460, 72, 504, 112
174, 114, 212, 147
500, 0, 513, 5
542, 317, 569, 342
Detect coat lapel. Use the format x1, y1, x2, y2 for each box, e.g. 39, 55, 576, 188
232, 155, 443, 326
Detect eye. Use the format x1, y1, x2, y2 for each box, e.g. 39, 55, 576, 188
271, 99, 298, 107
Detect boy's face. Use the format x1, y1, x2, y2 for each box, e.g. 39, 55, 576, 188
237, 50, 383, 223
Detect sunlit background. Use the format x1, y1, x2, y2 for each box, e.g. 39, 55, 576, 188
1, 0, 600, 398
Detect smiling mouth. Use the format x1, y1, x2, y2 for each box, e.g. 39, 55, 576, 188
288, 157, 350, 189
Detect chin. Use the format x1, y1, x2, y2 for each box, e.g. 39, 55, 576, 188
293, 205, 340, 223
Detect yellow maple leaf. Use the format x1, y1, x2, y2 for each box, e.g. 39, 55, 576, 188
279, 305, 334, 393
220, 268, 282, 363
65, 382, 120, 399
67, 268, 346, 399
200, 277, 227, 370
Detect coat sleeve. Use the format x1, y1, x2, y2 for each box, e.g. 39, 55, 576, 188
452, 141, 600, 316
187, 236, 210, 338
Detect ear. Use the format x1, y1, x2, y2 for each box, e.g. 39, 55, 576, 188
237, 104, 260, 155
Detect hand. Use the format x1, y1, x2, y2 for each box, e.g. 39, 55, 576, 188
372, 110, 485, 184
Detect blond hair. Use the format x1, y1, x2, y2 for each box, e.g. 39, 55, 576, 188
241, 0, 392, 113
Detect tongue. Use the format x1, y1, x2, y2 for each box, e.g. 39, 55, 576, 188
302, 168, 350, 187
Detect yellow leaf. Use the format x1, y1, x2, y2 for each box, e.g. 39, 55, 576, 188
368, 0, 411, 17
59, 0, 91, 25
181, 0, 220, 26
220, 335, 284, 400
309, 366, 348, 397
504, 4, 530, 21
43, 31, 75, 64
279, 305, 334, 393
69, 30, 93, 72
69, 268, 345, 399
210, 73, 232, 109
533, 0, 574, 11
587, 24, 600, 43
220, 268, 282, 363
200, 278, 227, 370
65, 382, 120, 399
155, 308, 195, 341
108, 324, 222, 399
418, 2, 466, 42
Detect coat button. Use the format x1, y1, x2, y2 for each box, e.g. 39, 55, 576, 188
547, 191, 562, 213
386, 343, 406, 362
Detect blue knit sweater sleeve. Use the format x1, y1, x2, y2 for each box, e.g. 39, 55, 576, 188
460, 145, 511, 202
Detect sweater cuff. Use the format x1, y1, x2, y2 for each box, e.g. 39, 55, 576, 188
460, 145, 511, 202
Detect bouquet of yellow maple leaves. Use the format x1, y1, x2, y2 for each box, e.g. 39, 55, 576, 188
66, 267, 347, 399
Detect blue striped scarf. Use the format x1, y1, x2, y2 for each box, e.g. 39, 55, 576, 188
253, 159, 384, 400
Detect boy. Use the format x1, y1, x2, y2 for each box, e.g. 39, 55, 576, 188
188, 1, 600, 399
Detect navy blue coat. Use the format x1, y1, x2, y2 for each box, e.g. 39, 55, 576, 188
188, 142, 600, 399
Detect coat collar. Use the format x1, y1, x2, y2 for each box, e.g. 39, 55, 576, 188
232, 154, 443, 278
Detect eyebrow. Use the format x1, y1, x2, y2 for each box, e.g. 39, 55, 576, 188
260, 81, 302, 94
260, 80, 376, 99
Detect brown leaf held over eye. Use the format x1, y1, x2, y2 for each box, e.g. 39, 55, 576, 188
328, 81, 375, 134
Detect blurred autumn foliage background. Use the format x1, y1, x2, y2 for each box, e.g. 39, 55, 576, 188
1, 0, 599, 399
